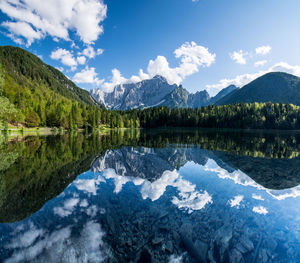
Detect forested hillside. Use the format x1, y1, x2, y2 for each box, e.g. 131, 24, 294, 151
1, 46, 300, 131
0, 46, 139, 129
129, 102, 300, 130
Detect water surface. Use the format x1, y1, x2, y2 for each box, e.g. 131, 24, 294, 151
0, 129, 300, 262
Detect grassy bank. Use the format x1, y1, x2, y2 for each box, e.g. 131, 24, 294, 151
0, 125, 123, 138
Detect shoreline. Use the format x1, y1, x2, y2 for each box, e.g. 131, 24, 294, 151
0, 126, 134, 138
3, 126, 300, 136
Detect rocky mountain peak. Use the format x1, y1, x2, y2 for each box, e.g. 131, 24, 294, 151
90, 76, 237, 110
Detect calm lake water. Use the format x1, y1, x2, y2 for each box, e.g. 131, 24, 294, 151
0, 129, 300, 263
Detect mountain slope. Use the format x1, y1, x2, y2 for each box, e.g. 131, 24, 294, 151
0, 46, 98, 106
0, 46, 109, 128
215, 72, 300, 105
210, 85, 238, 104
188, 90, 211, 108
161, 86, 190, 108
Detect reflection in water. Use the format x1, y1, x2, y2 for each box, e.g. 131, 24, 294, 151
1, 129, 300, 262
91, 168, 213, 213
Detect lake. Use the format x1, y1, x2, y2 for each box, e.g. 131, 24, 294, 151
0, 129, 300, 263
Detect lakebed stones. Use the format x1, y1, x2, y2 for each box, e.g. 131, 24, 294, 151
229, 248, 244, 263
87, 162, 300, 263
152, 237, 163, 245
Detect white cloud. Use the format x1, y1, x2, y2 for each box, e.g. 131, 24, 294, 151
140, 170, 185, 201
73, 66, 104, 86
5, 221, 106, 263
252, 194, 264, 201
229, 195, 244, 208
254, 60, 267, 67
175, 41, 215, 67
2, 21, 42, 46
97, 48, 104, 55
77, 55, 86, 65
147, 55, 182, 85
100, 41, 215, 92
172, 190, 212, 214
230, 50, 248, 65
101, 168, 144, 194
97, 167, 212, 213
51, 46, 103, 68
53, 198, 79, 217
50, 48, 77, 69
101, 68, 129, 92
80, 46, 104, 58
147, 41, 215, 85
74, 176, 105, 195
7, 226, 45, 249
86, 205, 98, 217
256, 45, 272, 55
252, 206, 268, 215
80, 199, 89, 207
0, 0, 107, 45
206, 62, 300, 95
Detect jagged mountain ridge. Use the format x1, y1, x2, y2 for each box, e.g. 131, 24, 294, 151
91, 76, 177, 110
91, 75, 237, 110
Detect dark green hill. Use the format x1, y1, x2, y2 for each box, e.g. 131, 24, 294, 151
0, 46, 98, 106
210, 85, 238, 104
0, 46, 106, 128
215, 72, 300, 105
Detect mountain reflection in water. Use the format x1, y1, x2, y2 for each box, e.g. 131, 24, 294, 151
0, 129, 300, 263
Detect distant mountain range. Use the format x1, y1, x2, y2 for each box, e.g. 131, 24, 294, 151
91, 76, 237, 110
91, 71, 300, 109
2, 46, 300, 113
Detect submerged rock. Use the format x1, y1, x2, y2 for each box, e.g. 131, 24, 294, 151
215, 224, 233, 261
258, 248, 268, 263
152, 237, 163, 245
239, 236, 254, 252
165, 241, 174, 253
138, 250, 152, 263
180, 232, 204, 263
194, 239, 208, 262
229, 248, 244, 263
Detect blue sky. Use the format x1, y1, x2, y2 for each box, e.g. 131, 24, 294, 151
1, 0, 300, 95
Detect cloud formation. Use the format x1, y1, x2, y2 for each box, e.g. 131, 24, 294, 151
77, 56, 87, 65
80, 46, 104, 59
53, 198, 80, 217
50, 45, 104, 71
230, 50, 248, 64
2, 21, 42, 47
229, 195, 244, 208
99, 41, 215, 92
101, 69, 129, 91
252, 206, 268, 215
256, 45, 272, 55
50, 48, 78, 69
0, 0, 107, 45
254, 60, 267, 67
5, 221, 106, 263
73, 66, 104, 86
